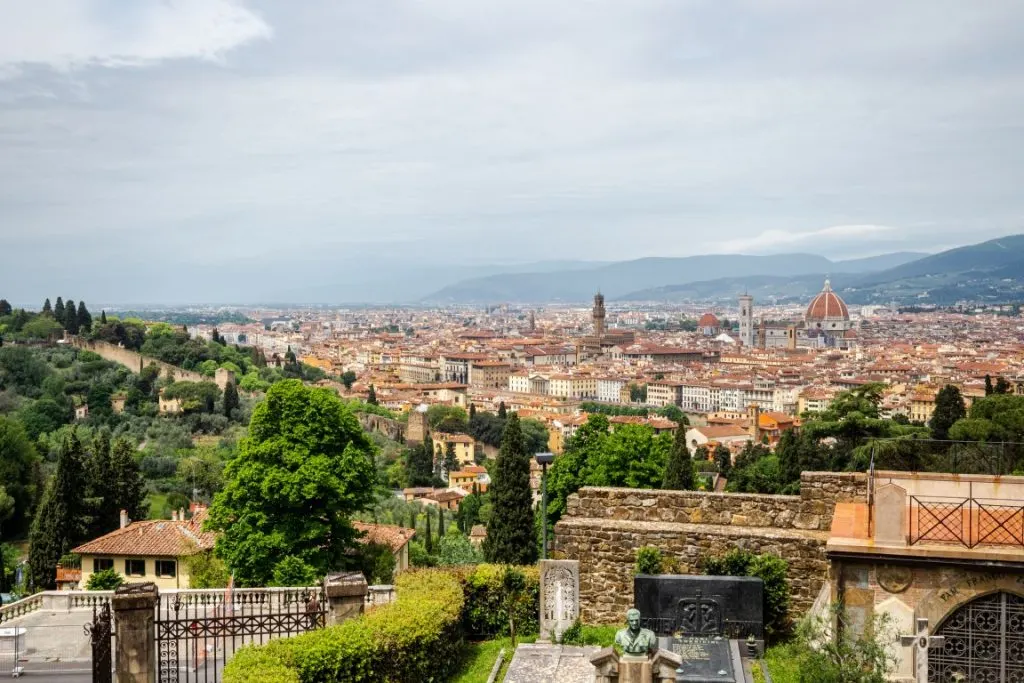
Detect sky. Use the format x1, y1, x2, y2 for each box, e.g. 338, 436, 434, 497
2, 1, 1024, 304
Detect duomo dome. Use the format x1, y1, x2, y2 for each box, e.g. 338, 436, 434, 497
805, 279, 850, 330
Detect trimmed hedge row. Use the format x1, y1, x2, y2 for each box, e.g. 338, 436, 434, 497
455, 564, 539, 639
224, 569, 464, 683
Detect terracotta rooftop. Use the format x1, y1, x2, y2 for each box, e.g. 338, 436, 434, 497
353, 522, 416, 553
72, 510, 215, 557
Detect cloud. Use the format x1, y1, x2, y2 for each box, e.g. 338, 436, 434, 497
0, 0, 271, 76
715, 225, 899, 254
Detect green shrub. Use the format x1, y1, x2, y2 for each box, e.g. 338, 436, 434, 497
560, 620, 618, 647
455, 564, 539, 639
222, 569, 464, 683
85, 568, 124, 591
787, 606, 897, 682
702, 549, 791, 641
635, 546, 662, 575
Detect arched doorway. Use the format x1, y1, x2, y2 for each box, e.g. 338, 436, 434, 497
930, 591, 1024, 682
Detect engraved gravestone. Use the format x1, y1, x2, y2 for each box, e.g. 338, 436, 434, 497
634, 575, 764, 639
660, 635, 738, 683
539, 560, 579, 642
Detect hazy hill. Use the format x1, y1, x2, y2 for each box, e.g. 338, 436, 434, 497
619, 273, 856, 303
422, 251, 925, 303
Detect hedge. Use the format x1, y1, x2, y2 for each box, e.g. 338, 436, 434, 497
223, 569, 464, 683
454, 564, 539, 639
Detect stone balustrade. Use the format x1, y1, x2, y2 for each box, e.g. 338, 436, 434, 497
0, 593, 43, 624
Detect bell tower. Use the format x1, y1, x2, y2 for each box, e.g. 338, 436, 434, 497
593, 292, 606, 338
738, 293, 754, 347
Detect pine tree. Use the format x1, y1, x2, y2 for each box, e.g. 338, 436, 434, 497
63, 299, 79, 334
663, 422, 694, 490
407, 440, 434, 487
212, 328, 221, 344
985, 374, 994, 396
469, 403, 476, 419
930, 384, 967, 441
28, 432, 89, 590
86, 430, 114, 539
42, 298, 52, 316
100, 310, 107, 325
76, 301, 92, 333
223, 380, 240, 418
53, 297, 65, 322
367, 384, 378, 405
483, 414, 537, 564
0, 300, 10, 317
497, 401, 507, 419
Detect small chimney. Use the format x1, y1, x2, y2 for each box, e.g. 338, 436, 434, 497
171, 510, 177, 521
179, 507, 186, 522
120, 509, 129, 529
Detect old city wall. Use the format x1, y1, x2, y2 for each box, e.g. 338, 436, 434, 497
357, 414, 406, 443
554, 472, 867, 624
67, 336, 205, 383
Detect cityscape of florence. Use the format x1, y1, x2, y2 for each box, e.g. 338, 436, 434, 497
3, 2, 1024, 682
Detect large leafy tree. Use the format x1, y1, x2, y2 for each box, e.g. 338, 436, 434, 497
663, 422, 694, 490
28, 431, 90, 590
205, 380, 376, 586
483, 414, 537, 565
0, 416, 42, 537
930, 385, 966, 441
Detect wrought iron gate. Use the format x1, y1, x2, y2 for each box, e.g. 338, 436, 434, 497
155, 588, 327, 683
930, 591, 1024, 683
87, 602, 113, 683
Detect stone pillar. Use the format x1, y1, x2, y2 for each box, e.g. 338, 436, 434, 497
874, 483, 908, 545
589, 647, 620, 683
618, 654, 652, 683
651, 649, 682, 683
324, 571, 368, 625
112, 582, 158, 683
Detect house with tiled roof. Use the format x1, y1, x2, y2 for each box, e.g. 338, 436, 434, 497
71, 508, 216, 589
353, 522, 416, 573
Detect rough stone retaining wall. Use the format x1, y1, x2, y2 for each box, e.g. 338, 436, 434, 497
67, 335, 205, 383
358, 413, 406, 443
554, 472, 867, 625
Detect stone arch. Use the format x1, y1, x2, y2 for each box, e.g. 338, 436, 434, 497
917, 573, 1024, 630
927, 589, 1024, 683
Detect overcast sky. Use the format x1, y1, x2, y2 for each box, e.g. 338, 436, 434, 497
2, 1, 1024, 303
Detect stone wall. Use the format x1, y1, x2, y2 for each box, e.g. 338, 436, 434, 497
358, 413, 406, 443
68, 336, 205, 383
553, 472, 867, 625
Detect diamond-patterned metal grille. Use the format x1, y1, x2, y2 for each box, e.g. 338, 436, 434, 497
930, 592, 1024, 683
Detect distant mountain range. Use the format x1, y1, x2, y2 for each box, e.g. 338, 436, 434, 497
421, 251, 928, 304
422, 235, 1024, 305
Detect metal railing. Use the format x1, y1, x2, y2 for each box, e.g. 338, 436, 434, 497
909, 494, 1024, 549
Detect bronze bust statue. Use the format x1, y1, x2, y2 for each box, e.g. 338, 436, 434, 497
614, 608, 657, 656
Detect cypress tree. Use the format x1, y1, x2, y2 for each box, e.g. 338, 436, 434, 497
28, 432, 89, 590
100, 310, 107, 325
223, 380, 240, 418
497, 401, 507, 419
444, 441, 458, 478
996, 377, 1011, 395
42, 298, 52, 316
86, 430, 114, 539
76, 301, 92, 333
469, 403, 476, 419
776, 429, 803, 487
930, 384, 967, 441
714, 444, 732, 477
663, 422, 695, 490
483, 414, 537, 564
0, 300, 10, 317
439, 508, 446, 536
63, 299, 79, 334
425, 508, 433, 554
407, 440, 434, 487
367, 384, 378, 405
109, 437, 147, 524
54, 297, 65, 321
985, 374, 994, 396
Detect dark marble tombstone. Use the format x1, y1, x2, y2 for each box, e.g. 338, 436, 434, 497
659, 635, 737, 683
634, 574, 764, 639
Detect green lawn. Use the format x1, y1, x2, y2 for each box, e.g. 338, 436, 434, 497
751, 643, 801, 683
449, 626, 618, 683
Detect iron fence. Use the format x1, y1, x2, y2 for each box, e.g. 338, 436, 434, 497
909, 494, 1024, 549
156, 586, 327, 683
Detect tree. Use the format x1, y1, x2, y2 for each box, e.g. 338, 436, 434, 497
76, 301, 92, 333
985, 374, 995, 396
437, 526, 482, 565
714, 444, 732, 477
456, 492, 484, 533
187, 551, 231, 588
28, 432, 90, 590
53, 297, 65, 322
63, 299, 79, 334
205, 380, 376, 586
407, 439, 435, 487
497, 401, 507, 419
444, 442, 458, 478
424, 508, 433, 554
0, 416, 42, 538
340, 371, 357, 390
223, 380, 240, 418
663, 423, 694, 490
469, 403, 476, 420
930, 385, 967, 441
657, 404, 687, 425
367, 384, 378, 405
109, 438, 147, 524
42, 298, 52, 316
995, 377, 1011, 395
483, 414, 537, 565
100, 310, 107, 325
0, 300, 10, 317
86, 568, 124, 591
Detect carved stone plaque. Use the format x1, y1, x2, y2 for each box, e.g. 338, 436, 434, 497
539, 559, 579, 642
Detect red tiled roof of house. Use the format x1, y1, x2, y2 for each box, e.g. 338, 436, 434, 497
353, 522, 416, 553
72, 510, 215, 557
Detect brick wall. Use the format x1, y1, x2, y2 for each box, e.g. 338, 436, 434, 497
553, 472, 867, 624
